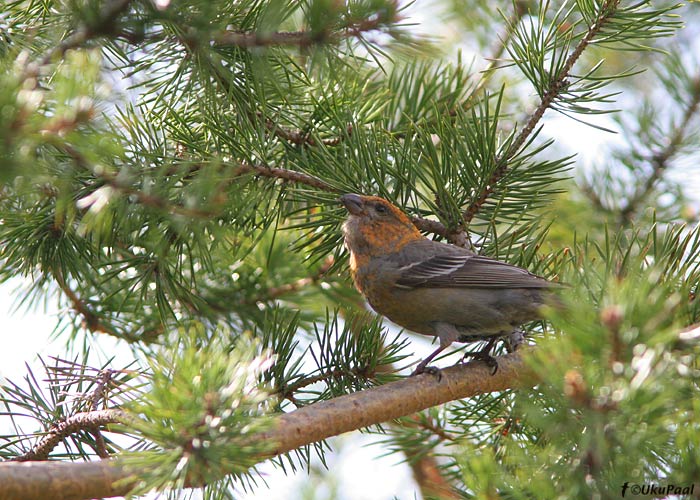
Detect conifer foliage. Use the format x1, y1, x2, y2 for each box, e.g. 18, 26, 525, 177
0, 0, 698, 498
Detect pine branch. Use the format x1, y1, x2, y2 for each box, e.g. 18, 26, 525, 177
212, 12, 395, 48
264, 256, 334, 300
232, 162, 335, 192
277, 362, 381, 403
53, 269, 120, 338
261, 114, 354, 147
408, 454, 461, 500
22, 0, 134, 81
10, 409, 126, 462
406, 413, 458, 443
618, 74, 700, 224
72, 146, 450, 237
463, 0, 622, 224
52, 267, 156, 343
457, 0, 528, 115
0, 353, 531, 500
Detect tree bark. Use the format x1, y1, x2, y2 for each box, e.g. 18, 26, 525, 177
0, 353, 532, 500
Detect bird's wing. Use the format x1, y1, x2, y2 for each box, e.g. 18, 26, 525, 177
395, 253, 550, 289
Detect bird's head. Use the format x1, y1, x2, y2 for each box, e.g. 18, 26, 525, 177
339, 194, 422, 261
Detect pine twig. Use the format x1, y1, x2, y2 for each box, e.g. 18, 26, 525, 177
261, 114, 354, 147
278, 362, 384, 403
21, 0, 134, 81
212, 9, 398, 49
407, 413, 457, 443
455, 0, 529, 116
232, 162, 334, 191
463, 0, 622, 224
10, 409, 126, 462
231, 163, 452, 237
618, 74, 700, 224
64, 141, 451, 239
257, 256, 335, 302
408, 455, 461, 499
53, 270, 119, 338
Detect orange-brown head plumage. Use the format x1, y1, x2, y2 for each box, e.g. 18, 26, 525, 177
340, 194, 423, 270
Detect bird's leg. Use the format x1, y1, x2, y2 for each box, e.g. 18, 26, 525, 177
412, 345, 448, 377
461, 337, 499, 374
412, 323, 460, 378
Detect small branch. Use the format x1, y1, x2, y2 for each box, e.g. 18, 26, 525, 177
232, 163, 334, 191
463, 0, 622, 224
261, 114, 354, 147
214, 31, 319, 48
86, 371, 115, 458
53, 270, 120, 337
53, 265, 157, 342
409, 454, 461, 499
263, 256, 334, 301
407, 413, 457, 443
212, 11, 395, 49
91, 430, 110, 459
22, 0, 134, 81
455, 0, 529, 116
618, 75, 700, 224
0, 353, 531, 500
10, 409, 126, 462
193, 162, 454, 240
61, 144, 224, 218
410, 216, 448, 238
87, 370, 115, 411
278, 362, 382, 402
66, 145, 452, 239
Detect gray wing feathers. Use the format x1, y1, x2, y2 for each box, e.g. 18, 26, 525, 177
396, 254, 550, 289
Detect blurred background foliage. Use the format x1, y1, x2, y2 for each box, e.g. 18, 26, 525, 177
0, 0, 699, 498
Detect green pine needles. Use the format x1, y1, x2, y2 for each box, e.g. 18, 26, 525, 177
0, 0, 698, 498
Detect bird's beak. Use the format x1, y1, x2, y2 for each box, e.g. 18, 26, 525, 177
340, 193, 364, 215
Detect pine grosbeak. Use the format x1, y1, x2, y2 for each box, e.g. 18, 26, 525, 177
340, 193, 553, 375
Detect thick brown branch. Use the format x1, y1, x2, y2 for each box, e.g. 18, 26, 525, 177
0, 353, 531, 500
409, 454, 461, 499
463, 0, 621, 224
11, 410, 126, 462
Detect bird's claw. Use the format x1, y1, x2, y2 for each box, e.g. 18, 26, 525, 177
461, 350, 499, 375
412, 364, 443, 381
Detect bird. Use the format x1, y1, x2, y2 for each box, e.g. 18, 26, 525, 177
339, 193, 555, 375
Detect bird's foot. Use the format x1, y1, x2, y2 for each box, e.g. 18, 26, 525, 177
461, 339, 499, 375
412, 363, 443, 381
474, 352, 499, 375
504, 329, 525, 353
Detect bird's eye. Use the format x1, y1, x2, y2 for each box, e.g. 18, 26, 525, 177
375, 203, 388, 214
